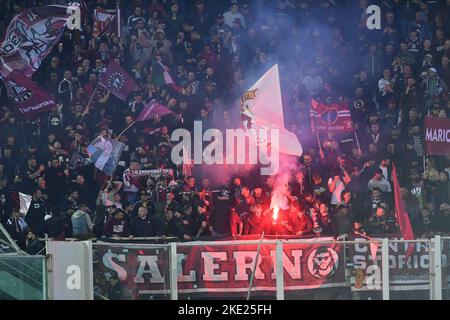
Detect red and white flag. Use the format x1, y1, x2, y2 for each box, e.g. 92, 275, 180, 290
10, 192, 32, 216
310, 99, 353, 132
240, 64, 303, 157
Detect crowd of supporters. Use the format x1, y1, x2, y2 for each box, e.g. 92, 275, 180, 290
0, 0, 450, 254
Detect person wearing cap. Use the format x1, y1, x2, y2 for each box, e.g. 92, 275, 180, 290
231, 18, 244, 37
132, 190, 156, 218
223, 0, 246, 29
240, 2, 254, 25
128, 90, 145, 117
209, 12, 231, 35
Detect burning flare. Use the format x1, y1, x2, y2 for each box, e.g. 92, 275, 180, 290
272, 206, 279, 221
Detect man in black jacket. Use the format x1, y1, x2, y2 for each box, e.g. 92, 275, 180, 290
132, 191, 156, 218
25, 189, 47, 237
46, 158, 69, 207
153, 207, 178, 237
129, 206, 155, 238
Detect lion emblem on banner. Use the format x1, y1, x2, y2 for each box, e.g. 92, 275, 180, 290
107, 72, 125, 91
307, 246, 339, 279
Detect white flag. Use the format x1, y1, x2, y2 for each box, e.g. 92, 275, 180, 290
240, 64, 303, 157
10, 192, 32, 215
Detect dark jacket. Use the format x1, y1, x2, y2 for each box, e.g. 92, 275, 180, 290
291, 213, 313, 235
153, 214, 178, 237
130, 215, 155, 237
25, 199, 47, 237
103, 217, 129, 237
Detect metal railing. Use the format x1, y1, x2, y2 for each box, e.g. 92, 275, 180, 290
0, 255, 47, 300
90, 236, 444, 300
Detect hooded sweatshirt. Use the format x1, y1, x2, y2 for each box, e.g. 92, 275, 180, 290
71, 209, 93, 236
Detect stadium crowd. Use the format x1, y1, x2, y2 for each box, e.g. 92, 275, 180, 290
0, 0, 450, 254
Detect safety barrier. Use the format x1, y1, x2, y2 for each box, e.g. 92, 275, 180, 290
87, 236, 446, 300
1, 236, 447, 300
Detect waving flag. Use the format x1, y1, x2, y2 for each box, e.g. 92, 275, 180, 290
392, 163, 415, 261
310, 99, 353, 132
87, 136, 125, 176
92, 7, 120, 37
136, 100, 174, 122
99, 61, 137, 101
0, 4, 80, 78
1, 70, 56, 116
240, 64, 302, 157
151, 59, 183, 93
10, 192, 32, 216
69, 150, 88, 169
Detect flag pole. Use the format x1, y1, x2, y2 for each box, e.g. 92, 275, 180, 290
246, 231, 264, 300
116, 120, 136, 140
316, 131, 323, 153
422, 153, 426, 173
354, 130, 362, 154
117, 4, 121, 38
85, 86, 99, 111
